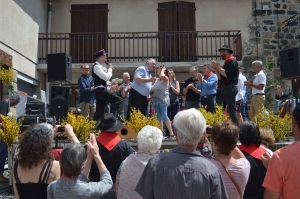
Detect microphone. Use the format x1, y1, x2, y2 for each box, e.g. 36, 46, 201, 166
105, 61, 114, 70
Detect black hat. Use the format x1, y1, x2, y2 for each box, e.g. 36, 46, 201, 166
96, 113, 123, 132
293, 103, 300, 125
218, 45, 233, 54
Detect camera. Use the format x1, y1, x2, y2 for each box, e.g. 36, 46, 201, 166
57, 126, 65, 133
206, 126, 213, 134
164, 68, 169, 76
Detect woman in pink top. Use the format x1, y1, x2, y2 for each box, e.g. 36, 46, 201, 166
208, 122, 250, 199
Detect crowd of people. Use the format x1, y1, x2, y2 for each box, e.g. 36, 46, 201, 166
3, 103, 299, 199
0, 44, 299, 199
77, 45, 276, 129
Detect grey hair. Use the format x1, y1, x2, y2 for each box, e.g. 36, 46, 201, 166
137, 125, 163, 155
203, 64, 212, 70
252, 60, 263, 68
32, 123, 54, 137
123, 72, 130, 78
60, 143, 87, 178
146, 58, 156, 65
190, 66, 198, 72
173, 108, 206, 146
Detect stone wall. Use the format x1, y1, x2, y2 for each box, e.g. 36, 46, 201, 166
243, 0, 300, 65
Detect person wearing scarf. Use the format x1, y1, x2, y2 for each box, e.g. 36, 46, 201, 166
89, 113, 134, 199
196, 64, 218, 113
238, 122, 267, 199
212, 45, 239, 125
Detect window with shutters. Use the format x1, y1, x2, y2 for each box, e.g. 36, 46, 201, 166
158, 1, 196, 62
70, 4, 108, 63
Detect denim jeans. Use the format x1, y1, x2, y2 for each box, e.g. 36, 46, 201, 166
0, 141, 7, 173
201, 95, 216, 113
153, 100, 169, 122
185, 100, 201, 110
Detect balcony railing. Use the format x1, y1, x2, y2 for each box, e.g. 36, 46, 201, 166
38, 31, 242, 63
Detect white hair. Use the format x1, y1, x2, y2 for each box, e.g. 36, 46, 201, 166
137, 125, 163, 155
146, 58, 156, 65
252, 60, 263, 68
173, 108, 206, 146
123, 72, 130, 78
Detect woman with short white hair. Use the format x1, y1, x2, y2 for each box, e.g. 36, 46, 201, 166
115, 125, 163, 199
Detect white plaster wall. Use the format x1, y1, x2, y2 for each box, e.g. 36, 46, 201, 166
0, 0, 39, 78
13, 0, 48, 33
52, 0, 251, 37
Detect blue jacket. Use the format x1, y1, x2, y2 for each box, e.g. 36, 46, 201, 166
78, 75, 95, 103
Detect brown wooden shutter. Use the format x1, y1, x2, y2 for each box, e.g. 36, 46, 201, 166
178, 1, 196, 61
70, 4, 108, 63
158, 1, 178, 62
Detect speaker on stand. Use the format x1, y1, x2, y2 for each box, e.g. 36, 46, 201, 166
47, 53, 72, 83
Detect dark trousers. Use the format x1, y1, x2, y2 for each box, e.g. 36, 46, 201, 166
241, 100, 248, 121
218, 84, 238, 125
201, 95, 216, 113
126, 88, 148, 120
93, 87, 123, 121
165, 101, 179, 136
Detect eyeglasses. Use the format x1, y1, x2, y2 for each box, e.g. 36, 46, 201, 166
83, 68, 90, 71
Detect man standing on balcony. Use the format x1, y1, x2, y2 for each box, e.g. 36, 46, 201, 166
212, 45, 239, 125
182, 66, 201, 109
92, 49, 123, 121
126, 59, 157, 120
78, 64, 96, 120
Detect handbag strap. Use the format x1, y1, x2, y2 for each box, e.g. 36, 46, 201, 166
215, 159, 243, 199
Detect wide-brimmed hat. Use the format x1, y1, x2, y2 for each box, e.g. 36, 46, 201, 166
94, 49, 107, 59
96, 113, 123, 132
218, 45, 233, 54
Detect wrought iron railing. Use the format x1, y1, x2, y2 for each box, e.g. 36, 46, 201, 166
38, 31, 242, 63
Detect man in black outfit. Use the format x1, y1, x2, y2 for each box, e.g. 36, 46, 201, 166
0, 94, 19, 182
92, 49, 123, 121
182, 66, 201, 109
212, 45, 239, 125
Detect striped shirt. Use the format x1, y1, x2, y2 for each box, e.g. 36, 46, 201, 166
135, 147, 228, 199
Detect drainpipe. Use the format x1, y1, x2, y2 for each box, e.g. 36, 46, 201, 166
47, 0, 52, 34
46, 0, 52, 55
46, 0, 52, 103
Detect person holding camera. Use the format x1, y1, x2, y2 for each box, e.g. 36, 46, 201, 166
150, 65, 175, 138
92, 49, 123, 121
78, 64, 96, 121
47, 134, 113, 199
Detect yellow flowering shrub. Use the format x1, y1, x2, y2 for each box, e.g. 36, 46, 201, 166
127, 108, 162, 133
199, 104, 229, 126
0, 63, 14, 85
256, 108, 292, 141
0, 116, 23, 147
61, 112, 96, 142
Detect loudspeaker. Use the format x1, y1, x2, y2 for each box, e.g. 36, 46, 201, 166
50, 85, 70, 117
47, 53, 72, 82
279, 47, 300, 79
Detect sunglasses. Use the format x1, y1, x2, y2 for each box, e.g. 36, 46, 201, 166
82, 68, 90, 71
